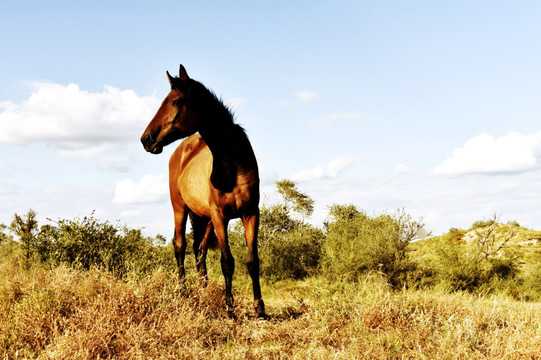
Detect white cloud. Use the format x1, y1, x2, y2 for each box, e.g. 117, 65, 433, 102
289, 168, 541, 236
310, 113, 364, 128
433, 132, 541, 176
394, 164, 411, 174
113, 173, 168, 204
292, 156, 359, 182
295, 90, 319, 103
0, 81, 160, 148
120, 210, 142, 218
279, 90, 319, 107
56, 143, 114, 159
278, 100, 294, 108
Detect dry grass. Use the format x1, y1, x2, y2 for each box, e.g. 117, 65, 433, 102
1, 257, 541, 359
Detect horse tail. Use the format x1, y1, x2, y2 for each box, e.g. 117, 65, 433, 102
189, 210, 219, 251
205, 228, 219, 250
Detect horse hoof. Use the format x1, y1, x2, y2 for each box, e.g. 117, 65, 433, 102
177, 275, 187, 287
257, 312, 270, 320
254, 299, 268, 320
226, 307, 237, 320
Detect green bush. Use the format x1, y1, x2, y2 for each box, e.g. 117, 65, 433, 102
519, 250, 541, 301
259, 227, 323, 282
33, 214, 174, 278
429, 240, 488, 291
321, 205, 423, 286
416, 234, 521, 296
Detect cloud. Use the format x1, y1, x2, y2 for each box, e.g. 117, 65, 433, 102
295, 90, 319, 103
310, 113, 364, 128
113, 174, 168, 204
433, 132, 541, 176
56, 143, 114, 159
394, 164, 411, 174
120, 210, 142, 218
0, 81, 160, 148
292, 156, 359, 182
279, 90, 319, 107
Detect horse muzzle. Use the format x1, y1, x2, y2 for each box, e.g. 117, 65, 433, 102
141, 133, 163, 154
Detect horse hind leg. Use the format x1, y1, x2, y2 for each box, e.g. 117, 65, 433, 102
189, 213, 215, 281
243, 213, 268, 319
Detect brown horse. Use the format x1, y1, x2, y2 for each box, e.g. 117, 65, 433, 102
141, 65, 266, 318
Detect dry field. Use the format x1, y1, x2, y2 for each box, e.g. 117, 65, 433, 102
1, 256, 541, 360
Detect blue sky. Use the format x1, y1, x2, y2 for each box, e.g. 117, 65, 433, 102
1, 1, 541, 237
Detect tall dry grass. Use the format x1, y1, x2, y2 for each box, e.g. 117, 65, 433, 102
1, 255, 541, 359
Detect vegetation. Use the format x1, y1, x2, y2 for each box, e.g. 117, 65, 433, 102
255, 179, 323, 281
2, 180, 541, 358
321, 205, 423, 286
409, 215, 541, 301
1, 262, 540, 359
6, 210, 175, 278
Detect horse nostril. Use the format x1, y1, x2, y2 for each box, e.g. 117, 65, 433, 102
141, 133, 152, 146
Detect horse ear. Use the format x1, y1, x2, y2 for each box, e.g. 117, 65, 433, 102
167, 71, 175, 88
179, 64, 189, 81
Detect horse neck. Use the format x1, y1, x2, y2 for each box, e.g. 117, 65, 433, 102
197, 97, 249, 163
196, 96, 257, 191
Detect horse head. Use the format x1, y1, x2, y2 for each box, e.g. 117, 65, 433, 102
141, 65, 200, 154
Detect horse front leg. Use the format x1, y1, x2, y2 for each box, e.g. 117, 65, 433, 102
212, 216, 235, 316
243, 212, 267, 319
173, 206, 189, 282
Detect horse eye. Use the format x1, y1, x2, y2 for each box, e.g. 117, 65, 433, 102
172, 99, 183, 106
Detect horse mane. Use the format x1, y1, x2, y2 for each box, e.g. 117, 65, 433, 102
169, 75, 248, 139
169, 74, 253, 191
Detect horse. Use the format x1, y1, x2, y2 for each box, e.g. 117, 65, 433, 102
141, 64, 266, 319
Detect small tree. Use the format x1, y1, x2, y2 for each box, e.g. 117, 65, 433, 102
473, 214, 517, 260
0, 223, 12, 245
10, 210, 39, 259
275, 179, 314, 220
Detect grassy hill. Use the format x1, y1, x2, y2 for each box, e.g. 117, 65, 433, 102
408, 219, 541, 301
411, 220, 541, 266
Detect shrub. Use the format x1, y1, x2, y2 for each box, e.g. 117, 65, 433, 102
0, 224, 12, 245
259, 227, 323, 282
428, 240, 488, 291
321, 205, 423, 286
34, 214, 175, 278
417, 233, 521, 295
520, 250, 541, 301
